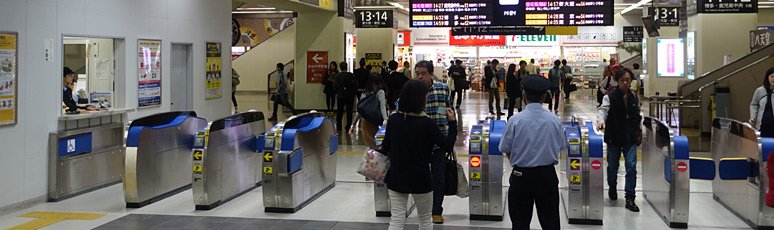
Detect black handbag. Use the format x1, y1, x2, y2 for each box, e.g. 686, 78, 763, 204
357, 92, 384, 125
444, 151, 459, 196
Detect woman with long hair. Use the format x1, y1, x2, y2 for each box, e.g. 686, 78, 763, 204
750, 67, 774, 137
322, 61, 339, 111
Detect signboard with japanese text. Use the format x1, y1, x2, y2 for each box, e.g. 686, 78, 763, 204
750, 29, 773, 52
355, 0, 389, 6
205, 42, 222, 99
623, 26, 643, 42
648, 6, 680, 26
397, 30, 412, 46
410, 0, 614, 27
0, 32, 17, 126
338, 0, 354, 18
306, 51, 328, 83
365, 53, 383, 66
138, 39, 162, 107
449, 32, 506, 46
355, 10, 394, 28
412, 28, 449, 45
696, 0, 757, 13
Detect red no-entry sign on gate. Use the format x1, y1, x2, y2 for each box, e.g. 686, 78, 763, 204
591, 160, 602, 170
677, 162, 688, 172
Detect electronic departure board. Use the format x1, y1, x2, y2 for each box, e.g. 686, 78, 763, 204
410, 0, 613, 27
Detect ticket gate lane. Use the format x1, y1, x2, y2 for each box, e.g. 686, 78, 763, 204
469, 118, 506, 221
641, 116, 690, 228
709, 118, 774, 229
263, 112, 338, 213
192, 111, 266, 210
124, 111, 207, 208
559, 120, 603, 225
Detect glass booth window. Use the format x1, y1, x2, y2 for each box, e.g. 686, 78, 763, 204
62, 36, 116, 114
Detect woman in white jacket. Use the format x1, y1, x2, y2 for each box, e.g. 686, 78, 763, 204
749, 67, 774, 137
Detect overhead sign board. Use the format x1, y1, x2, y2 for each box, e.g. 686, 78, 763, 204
410, 0, 614, 27
449, 32, 506, 46
648, 6, 680, 26
695, 0, 757, 13
506, 35, 559, 46
306, 51, 328, 83
623, 26, 643, 42
355, 10, 394, 28
338, 0, 354, 18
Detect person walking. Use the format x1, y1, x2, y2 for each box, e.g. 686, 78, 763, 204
350, 73, 388, 148
231, 69, 241, 112
269, 63, 295, 121
598, 58, 620, 107
597, 67, 642, 212
526, 59, 539, 75
750, 67, 774, 137
506, 62, 526, 118
485, 59, 504, 115
547, 60, 563, 114
335, 62, 358, 132
382, 79, 458, 230
561, 59, 573, 99
322, 61, 339, 112
385, 60, 409, 112
499, 74, 564, 230
450, 60, 466, 108
355, 58, 370, 102
401, 61, 412, 79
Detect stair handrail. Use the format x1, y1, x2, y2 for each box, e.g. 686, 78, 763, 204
678, 43, 774, 97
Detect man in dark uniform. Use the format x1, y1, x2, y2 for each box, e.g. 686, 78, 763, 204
499, 74, 565, 230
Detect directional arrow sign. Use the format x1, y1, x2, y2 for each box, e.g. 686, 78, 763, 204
263, 152, 273, 162
570, 159, 581, 170
312, 53, 323, 64
193, 150, 203, 161
306, 51, 328, 83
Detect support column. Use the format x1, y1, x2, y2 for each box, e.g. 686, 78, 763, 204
356, 27, 397, 66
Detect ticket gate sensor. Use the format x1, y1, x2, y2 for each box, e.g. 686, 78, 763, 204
124, 111, 207, 208
192, 111, 266, 210
642, 117, 690, 228
710, 118, 774, 229
262, 112, 338, 213
468, 118, 507, 221
372, 126, 416, 217
559, 119, 604, 225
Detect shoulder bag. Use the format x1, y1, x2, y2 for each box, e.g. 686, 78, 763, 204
357, 92, 384, 125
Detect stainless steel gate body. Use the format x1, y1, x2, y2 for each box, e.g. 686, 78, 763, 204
642, 117, 690, 228
560, 120, 604, 225
124, 111, 207, 208
262, 112, 338, 213
192, 111, 265, 210
711, 118, 774, 229
469, 118, 506, 221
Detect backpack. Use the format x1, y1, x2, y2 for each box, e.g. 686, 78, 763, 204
357, 91, 384, 125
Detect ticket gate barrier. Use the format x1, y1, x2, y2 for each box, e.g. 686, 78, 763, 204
192, 111, 266, 210
559, 119, 604, 225
262, 112, 338, 213
708, 118, 774, 229
124, 111, 207, 208
468, 118, 507, 221
642, 117, 690, 228
372, 126, 416, 217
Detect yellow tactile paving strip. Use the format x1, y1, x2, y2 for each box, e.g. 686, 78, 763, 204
8, 212, 105, 230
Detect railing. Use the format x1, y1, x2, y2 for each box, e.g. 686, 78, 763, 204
679, 43, 774, 97
648, 96, 700, 129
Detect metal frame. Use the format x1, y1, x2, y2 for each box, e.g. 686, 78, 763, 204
559, 118, 603, 225
642, 116, 690, 228
469, 118, 506, 221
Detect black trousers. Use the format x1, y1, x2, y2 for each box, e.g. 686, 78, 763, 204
325, 93, 336, 111
449, 89, 463, 106
336, 96, 354, 131
509, 165, 560, 230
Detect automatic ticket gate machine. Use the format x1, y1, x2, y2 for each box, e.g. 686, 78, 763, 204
560, 119, 604, 225
468, 118, 507, 221
642, 117, 690, 228
124, 111, 207, 208
709, 118, 774, 229
372, 126, 416, 217
191, 111, 266, 210
262, 112, 339, 213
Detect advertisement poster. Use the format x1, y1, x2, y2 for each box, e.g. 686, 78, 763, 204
306, 51, 328, 83
138, 39, 161, 107
365, 53, 382, 67
0, 32, 17, 126
657, 39, 685, 77
206, 42, 222, 99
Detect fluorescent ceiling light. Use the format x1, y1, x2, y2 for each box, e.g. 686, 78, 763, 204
236, 7, 276, 10
620, 0, 651, 14
388, 2, 407, 10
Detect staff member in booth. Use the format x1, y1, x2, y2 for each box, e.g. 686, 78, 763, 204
62, 67, 91, 114
499, 74, 564, 230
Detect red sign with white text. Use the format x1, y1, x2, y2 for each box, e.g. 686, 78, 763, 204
449, 31, 505, 46
306, 51, 328, 83
398, 30, 411, 46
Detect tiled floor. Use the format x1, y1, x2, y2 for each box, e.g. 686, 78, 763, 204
0, 89, 755, 230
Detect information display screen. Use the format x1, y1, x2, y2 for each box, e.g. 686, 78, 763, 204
410, 0, 613, 27
657, 39, 685, 78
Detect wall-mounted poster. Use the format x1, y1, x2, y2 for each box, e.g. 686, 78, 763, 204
138, 39, 161, 107
206, 42, 222, 99
0, 32, 18, 126
657, 39, 685, 78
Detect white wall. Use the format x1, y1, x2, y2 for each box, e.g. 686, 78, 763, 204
758, 8, 774, 26
0, 0, 231, 209
233, 24, 296, 92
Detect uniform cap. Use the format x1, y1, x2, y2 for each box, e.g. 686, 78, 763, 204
523, 74, 551, 95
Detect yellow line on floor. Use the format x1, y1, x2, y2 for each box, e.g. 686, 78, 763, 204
8, 211, 105, 230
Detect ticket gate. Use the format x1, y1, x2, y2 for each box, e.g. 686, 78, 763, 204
709, 118, 774, 229
262, 112, 338, 213
468, 118, 507, 221
192, 111, 266, 210
642, 117, 690, 228
372, 126, 416, 217
124, 111, 207, 208
559, 119, 604, 225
